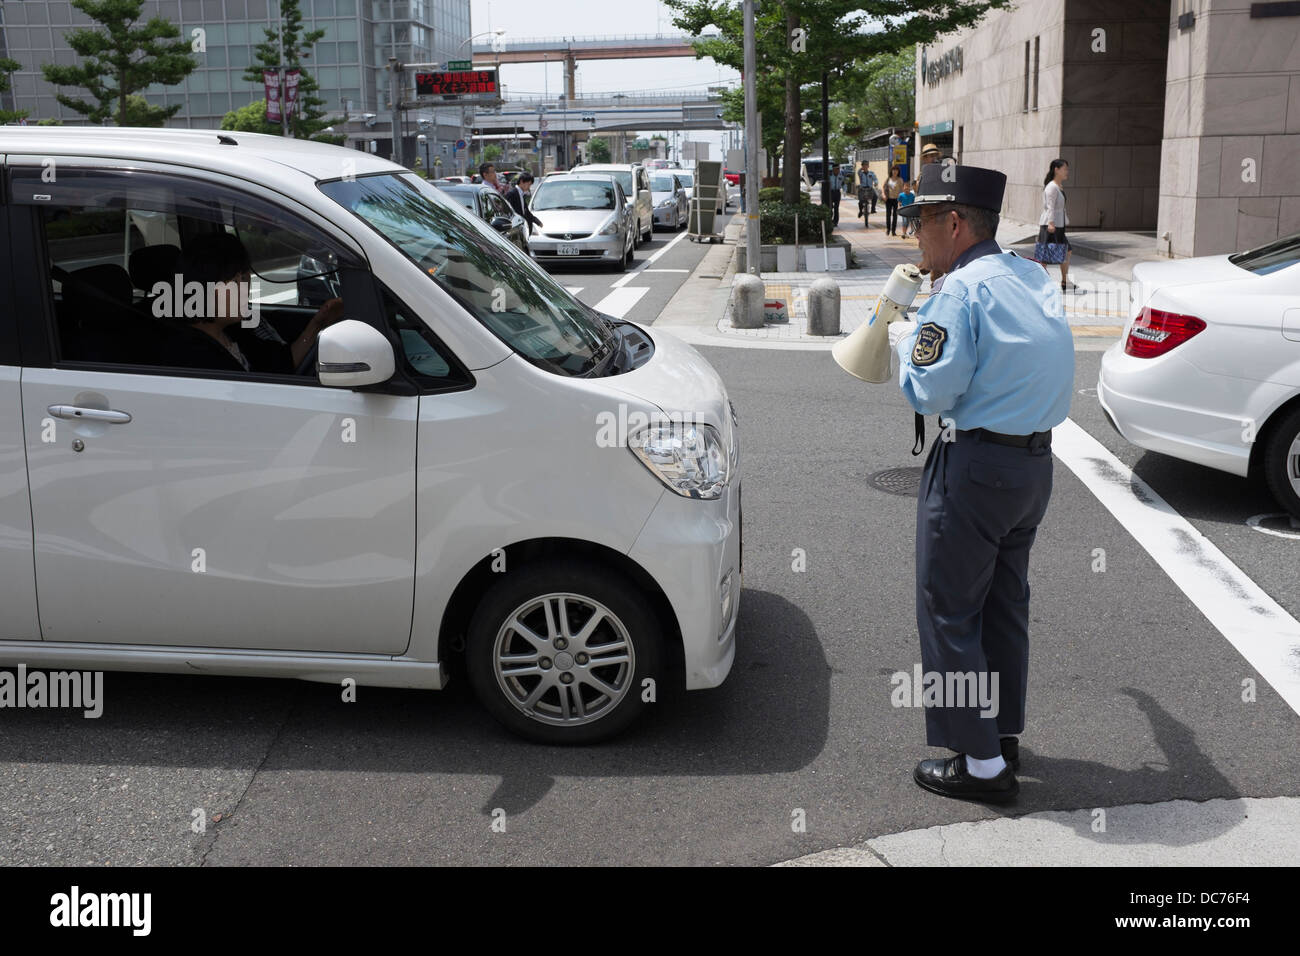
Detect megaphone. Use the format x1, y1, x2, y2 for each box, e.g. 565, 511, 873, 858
832, 263, 924, 383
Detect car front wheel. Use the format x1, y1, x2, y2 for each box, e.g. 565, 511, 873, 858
465, 560, 662, 744
1263, 406, 1300, 518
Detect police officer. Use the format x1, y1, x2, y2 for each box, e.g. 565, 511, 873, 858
894, 163, 1074, 802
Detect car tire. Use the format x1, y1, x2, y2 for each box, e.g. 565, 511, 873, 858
464, 559, 663, 744
1262, 405, 1300, 518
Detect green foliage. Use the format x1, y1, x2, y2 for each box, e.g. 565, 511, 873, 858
41, 0, 196, 126
243, 0, 333, 140
759, 198, 832, 244
483, 143, 503, 162
587, 136, 611, 163
220, 100, 281, 135
758, 186, 786, 203
0, 58, 29, 124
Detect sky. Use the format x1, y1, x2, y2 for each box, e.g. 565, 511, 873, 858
468, 0, 742, 159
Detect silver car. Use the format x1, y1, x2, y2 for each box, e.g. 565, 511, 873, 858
528, 174, 636, 272
651, 173, 689, 231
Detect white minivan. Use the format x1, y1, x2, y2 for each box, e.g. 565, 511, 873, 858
0, 128, 741, 743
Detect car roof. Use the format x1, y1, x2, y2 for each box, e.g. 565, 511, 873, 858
574, 163, 639, 172
438, 183, 489, 194
0, 127, 398, 184
539, 173, 619, 185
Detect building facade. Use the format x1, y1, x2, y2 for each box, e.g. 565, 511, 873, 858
0, 0, 470, 161
914, 0, 1300, 257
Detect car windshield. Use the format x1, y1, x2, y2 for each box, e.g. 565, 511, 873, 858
1228, 231, 1300, 275
676, 172, 694, 187
319, 173, 615, 377
532, 180, 617, 211
583, 169, 632, 195
651, 177, 677, 192
445, 191, 476, 211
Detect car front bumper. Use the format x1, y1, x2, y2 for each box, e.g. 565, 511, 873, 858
530, 233, 624, 263
627, 475, 741, 691
653, 206, 679, 226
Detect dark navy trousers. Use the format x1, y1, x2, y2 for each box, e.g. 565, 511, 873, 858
915, 430, 1053, 758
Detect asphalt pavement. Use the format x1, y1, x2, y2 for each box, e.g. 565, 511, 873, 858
3, 199, 1298, 867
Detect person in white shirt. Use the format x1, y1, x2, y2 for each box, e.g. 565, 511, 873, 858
1039, 159, 1072, 290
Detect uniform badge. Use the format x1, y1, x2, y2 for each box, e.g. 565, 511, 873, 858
911, 322, 947, 366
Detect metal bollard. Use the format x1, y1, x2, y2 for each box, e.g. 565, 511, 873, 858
731, 273, 765, 329
807, 277, 841, 336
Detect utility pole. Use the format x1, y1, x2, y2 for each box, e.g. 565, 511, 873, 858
820, 70, 830, 209
276, 0, 288, 137
389, 57, 403, 166
743, 0, 760, 276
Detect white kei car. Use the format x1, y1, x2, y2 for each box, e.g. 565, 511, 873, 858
0, 127, 741, 744
1098, 232, 1300, 516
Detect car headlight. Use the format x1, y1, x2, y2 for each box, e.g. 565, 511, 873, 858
628, 421, 729, 499
597, 216, 619, 235
656, 198, 673, 208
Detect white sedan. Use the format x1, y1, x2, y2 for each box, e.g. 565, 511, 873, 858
1098, 232, 1300, 516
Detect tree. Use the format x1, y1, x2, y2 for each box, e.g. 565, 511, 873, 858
220, 100, 282, 136
0, 58, 29, 124
667, 1, 1010, 203
243, 0, 335, 140
41, 0, 196, 126
587, 136, 611, 163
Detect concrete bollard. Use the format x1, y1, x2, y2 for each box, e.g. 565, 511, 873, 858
807, 277, 841, 336
731, 273, 766, 329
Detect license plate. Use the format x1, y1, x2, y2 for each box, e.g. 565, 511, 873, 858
558, 244, 581, 255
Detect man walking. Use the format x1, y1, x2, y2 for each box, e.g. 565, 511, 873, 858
828, 163, 842, 226
893, 163, 1074, 802
506, 172, 544, 236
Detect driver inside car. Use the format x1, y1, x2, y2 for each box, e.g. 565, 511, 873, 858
170, 231, 343, 374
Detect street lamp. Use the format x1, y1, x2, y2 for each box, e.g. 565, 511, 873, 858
456, 29, 506, 174
417, 133, 430, 175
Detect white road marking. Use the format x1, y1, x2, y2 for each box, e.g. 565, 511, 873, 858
591, 286, 649, 320
1052, 418, 1300, 717
640, 268, 690, 273
611, 230, 692, 288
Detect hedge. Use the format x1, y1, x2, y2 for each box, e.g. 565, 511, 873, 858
759, 199, 834, 244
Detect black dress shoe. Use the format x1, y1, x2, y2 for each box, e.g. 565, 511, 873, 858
1001, 736, 1020, 772
913, 754, 1019, 803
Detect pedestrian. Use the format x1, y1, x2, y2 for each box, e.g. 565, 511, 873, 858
867, 166, 879, 213
883, 165, 904, 236
828, 163, 842, 226
507, 172, 544, 236
898, 180, 916, 236
479, 162, 511, 199
893, 162, 1074, 802
857, 162, 871, 223
921, 142, 942, 165
1039, 158, 1073, 291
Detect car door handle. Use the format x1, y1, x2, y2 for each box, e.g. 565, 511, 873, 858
47, 404, 133, 424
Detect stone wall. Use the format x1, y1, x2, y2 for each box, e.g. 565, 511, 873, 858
1158, 0, 1300, 257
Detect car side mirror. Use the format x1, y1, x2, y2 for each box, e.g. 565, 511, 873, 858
490, 216, 512, 231
317, 319, 396, 388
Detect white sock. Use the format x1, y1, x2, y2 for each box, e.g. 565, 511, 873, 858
965, 753, 1007, 779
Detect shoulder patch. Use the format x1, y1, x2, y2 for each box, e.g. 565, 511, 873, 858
911, 322, 947, 367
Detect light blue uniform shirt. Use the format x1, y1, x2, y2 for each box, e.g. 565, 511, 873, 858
896, 239, 1075, 434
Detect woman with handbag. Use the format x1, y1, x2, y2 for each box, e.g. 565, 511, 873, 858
883, 165, 904, 236
1038, 159, 1073, 290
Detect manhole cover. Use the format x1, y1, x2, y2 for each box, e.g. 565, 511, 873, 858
866, 467, 923, 497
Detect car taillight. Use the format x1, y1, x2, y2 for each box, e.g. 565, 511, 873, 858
1124, 307, 1206, 358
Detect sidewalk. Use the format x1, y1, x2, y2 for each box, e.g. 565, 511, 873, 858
655, 197, 1134, 349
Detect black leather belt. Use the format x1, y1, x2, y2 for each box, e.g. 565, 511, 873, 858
961, 427, 1052, 449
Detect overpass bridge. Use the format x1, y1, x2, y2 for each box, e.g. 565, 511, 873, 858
471, 90, 730, 134
470, 32, 715, 99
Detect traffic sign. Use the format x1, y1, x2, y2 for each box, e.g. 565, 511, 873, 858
455, 139, 467, 149
447, 59, 471, 70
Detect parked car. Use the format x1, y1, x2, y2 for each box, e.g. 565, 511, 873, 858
650, 172, 689, 231
1098, 231, 1300, 517
526, 172, 635, 272
0, 127, 741, 744
723, 169, 740, 186
436, 182, 530, 253
570, 163, 654, 247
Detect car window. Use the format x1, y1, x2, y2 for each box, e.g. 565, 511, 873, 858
488, 192, 513, 219
320, 172, 615, 377
380, 284, 469, 387
531, 180, 617, 211
651, 176, 677, 192
1228, 231, 1300, 275
11, 166, 362, 378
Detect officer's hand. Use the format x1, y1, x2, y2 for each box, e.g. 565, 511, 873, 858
1047, 224, 1055, 233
